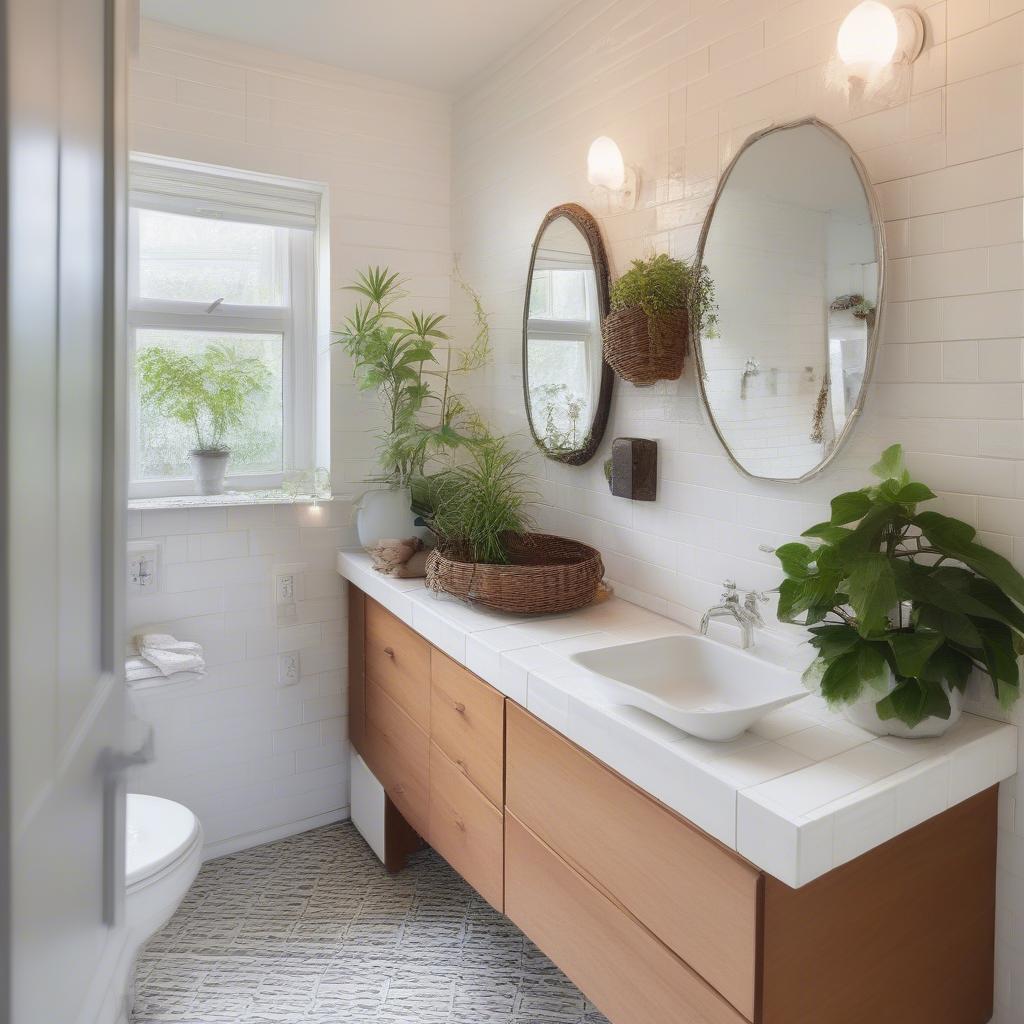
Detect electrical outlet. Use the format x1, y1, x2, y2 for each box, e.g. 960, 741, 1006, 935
273, 563, 305, 625
127, 543, 160, 593
276, 573, 295, 604
277, 652, 300, 687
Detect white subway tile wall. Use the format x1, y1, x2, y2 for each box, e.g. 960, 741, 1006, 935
451, 1, 1023, 1018
125, 500, 357, 855
126, 22, 451, 854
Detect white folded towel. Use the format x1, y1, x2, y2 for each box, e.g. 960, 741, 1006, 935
127, 632, 206, 684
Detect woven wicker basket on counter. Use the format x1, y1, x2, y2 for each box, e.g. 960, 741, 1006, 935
602, 306, 689, 386
425, 533, 604, 615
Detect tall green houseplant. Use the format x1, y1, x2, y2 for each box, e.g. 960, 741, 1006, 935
777, 445, 1024, 728
334, 266, 490, 487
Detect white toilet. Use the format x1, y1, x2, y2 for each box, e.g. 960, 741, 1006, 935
125, 793, 203, 944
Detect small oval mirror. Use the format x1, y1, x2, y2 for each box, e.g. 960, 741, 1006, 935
523, 204, 612, 465
696, 119, 884, 482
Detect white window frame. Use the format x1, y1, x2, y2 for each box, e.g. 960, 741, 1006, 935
526, 264, 601, 400
127, 154, 329, 499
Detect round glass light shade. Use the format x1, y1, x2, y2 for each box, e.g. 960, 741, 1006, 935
587, 136, 626, 190
837, 1, 899, 72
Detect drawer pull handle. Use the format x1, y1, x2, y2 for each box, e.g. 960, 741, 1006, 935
452, 701, 466, 714
455, 816, 466, 832
394, 783, 405, 796
383, 646, 395, 659
456, 758, 467, 774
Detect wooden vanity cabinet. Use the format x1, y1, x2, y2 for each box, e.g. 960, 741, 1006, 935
505, 701, 759, 1019
349, 589, 506, 908
347, 583, 999, 1024
505, 812, 746, 1024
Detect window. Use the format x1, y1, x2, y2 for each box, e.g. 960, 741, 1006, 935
128, 155, 328, 497
526, 261, 601, 447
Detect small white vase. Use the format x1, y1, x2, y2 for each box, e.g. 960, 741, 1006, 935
844, 672, 963, 738
355, 486, 420, 549
189, 450, 230, 496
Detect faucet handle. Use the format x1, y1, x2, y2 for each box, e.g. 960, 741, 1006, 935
720, 579, 739, 602
743, 590, 769, 624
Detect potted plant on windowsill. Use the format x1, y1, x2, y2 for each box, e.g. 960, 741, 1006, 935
776, 445, 1024, 737
334, 265, 491, 549
136, 343, 271, 496
603, 253, 717, 386
421, 436, 604, 615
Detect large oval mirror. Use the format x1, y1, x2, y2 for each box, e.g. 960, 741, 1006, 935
696, 119, 883, 481
523, 203, 612, 465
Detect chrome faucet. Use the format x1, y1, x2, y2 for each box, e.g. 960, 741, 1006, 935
699, 581, 768, 649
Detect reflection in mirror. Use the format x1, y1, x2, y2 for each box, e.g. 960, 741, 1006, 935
523, 204, 611, 465
696, 120, 882, 481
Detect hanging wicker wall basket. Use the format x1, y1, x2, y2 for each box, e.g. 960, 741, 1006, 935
602, 306, 689, 386
426, 533, 604, 616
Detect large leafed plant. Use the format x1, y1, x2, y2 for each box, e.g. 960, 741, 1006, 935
777, 445, 1024, 728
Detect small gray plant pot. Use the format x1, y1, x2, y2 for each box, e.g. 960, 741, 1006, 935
190, 449, 230, 495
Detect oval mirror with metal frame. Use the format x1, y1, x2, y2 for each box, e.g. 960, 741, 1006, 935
523, 203, 613, 466
694, 118, 885, 482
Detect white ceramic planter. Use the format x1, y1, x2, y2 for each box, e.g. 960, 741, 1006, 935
844, 672, 963, 738
355, 486, 420, 549
189, 450, 230, 495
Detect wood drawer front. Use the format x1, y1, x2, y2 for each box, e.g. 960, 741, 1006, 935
347, 583, 366, 755
506, 813, 746, 1024
364, 678, 429, 836
365, 598, 430, 730
430, 650, 504, 808
506, 704, 759, 1020
428, 742, 503, 912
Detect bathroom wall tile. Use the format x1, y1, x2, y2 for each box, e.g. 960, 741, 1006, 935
948, 12, 1024, 82
942, 339, 981, 379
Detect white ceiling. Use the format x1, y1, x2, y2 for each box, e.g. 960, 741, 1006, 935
141, 0, 573, 94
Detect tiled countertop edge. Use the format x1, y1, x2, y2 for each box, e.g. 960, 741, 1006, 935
337, 549, 1017, 888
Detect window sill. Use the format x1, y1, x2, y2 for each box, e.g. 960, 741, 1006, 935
127, 490, 348, 512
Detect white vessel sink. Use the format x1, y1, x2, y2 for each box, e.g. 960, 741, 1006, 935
570, 635, 807, 741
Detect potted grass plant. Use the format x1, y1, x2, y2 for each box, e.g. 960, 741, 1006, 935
603, 253, 717, 386
136, 343, 271, 495
776, 445, 1024, 736
422, 436, 604, 615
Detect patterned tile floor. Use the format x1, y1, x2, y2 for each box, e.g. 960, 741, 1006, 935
132, 821, 608, 1023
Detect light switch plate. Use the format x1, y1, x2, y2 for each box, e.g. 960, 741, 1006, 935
127, 542, 160, 593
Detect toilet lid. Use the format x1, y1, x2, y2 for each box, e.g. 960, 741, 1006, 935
126, 793, 201, 888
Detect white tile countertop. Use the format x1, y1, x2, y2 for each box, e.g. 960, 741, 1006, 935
337, 550, 1018, 888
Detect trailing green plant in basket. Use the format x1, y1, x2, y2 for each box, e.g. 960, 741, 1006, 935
609, 253, 718, 337
776, 444, 1024, 728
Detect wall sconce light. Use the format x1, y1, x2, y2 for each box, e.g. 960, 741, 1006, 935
587, 136, 639, 210
829, 3, 925, 101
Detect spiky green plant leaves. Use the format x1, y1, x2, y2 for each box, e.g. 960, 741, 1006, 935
423, 437, 537, 565
333, 264, 493, 487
